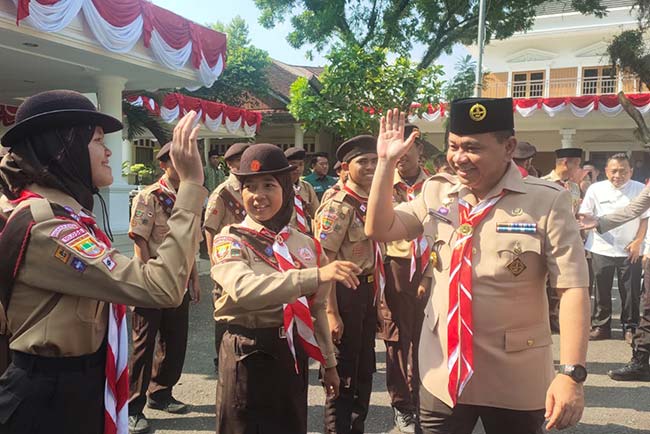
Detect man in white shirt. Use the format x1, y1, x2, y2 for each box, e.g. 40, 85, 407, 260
580, 153, 649, 343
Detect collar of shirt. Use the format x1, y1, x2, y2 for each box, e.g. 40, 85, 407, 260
227, 173, 241, 191
344, 179, 369, 199
27, 183, 87, 215
393, 167, 428, 187
159, 174, 178, 195
448, 163, 525, 206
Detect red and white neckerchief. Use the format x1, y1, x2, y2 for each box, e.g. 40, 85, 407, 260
447, 191, 505, 406
342, 185, 385, 301
158, 177, 177, 201
396, 179, 430, 281
271, 226, 325, 371
293, 184, 308, 233
11, 191, 128, 434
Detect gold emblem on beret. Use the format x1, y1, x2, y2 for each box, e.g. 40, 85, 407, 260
469, 103, 487, 122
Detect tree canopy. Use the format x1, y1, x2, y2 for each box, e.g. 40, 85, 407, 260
253, 0, 606, 69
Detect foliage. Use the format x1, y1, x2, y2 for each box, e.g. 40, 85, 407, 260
288, 44, 444, 139
122, 99, 171, 145
253, 0, 606, 69
443, 55, 479, 102
122, 161, 157, 185
184, 17, 272, 106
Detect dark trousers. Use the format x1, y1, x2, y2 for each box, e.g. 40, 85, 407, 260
0, 335, 10, 376
324, 280, 376, 434
591, 253, 642, 330
128, 292, 190, 414
216, 326, 308, 434
633, 259, 650, 353
379, 257, 426, 414
417, 385, 545, 434
0, 348, 105, 434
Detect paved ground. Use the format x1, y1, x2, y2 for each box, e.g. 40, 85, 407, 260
137, 275, 650, 433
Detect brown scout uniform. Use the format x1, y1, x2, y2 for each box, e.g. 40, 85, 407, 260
291, 178, 320, 233
0, 194, 12, 375
377, 168, 432, 415
321, 178, 344, 204
315, 180, 382, 434
204, 173, 246, 234
393, 163, 588, 411
212, 216, 336, 433
0, 182, 205, 431
127, 174, 191, 415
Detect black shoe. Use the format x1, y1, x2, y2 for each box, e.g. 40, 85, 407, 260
147, 396, 189, 414
589, 326, 611, 341
128, 413, 150, 434
393, 408, 416, 433
608, 350, 650, 381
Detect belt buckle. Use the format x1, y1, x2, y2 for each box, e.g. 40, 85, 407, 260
279, 326, 286, 339
367, 275, 374, 284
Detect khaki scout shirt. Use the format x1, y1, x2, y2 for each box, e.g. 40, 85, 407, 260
387, 168, 431, 259
7, 182, 206, 357
204, 174, 245, 234
541, 170, 582, 214
321, 180, 343, 204
315, 181, 383, 275
0, 194, 12, 335
129, 175, 177, 257
290, 179, 320, 232
394, 163, 588, 410
211, 216, 336, 368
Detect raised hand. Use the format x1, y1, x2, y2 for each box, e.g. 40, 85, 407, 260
170, 110, 204, 185
377, 108, 419, 162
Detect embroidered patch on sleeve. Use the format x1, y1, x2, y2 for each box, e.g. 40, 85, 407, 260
59, 227, 89, 244
102, 255, 117, 272
54, 246, 71, 264
49, 223, 81, 238
212, 236, 235, 262
320, 208, 339, 233
67, 235, 106, 259
299, 247, 314, 262
70, 257, 87, 273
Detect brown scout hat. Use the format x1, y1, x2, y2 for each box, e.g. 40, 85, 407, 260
155, 142, 172, 160
2, 90, 123, 148
333, 160, 342, 171
233, 143, 295, 176
224, 142, 250, 161
284, 147, 306, 161
449, 97, 514, 135
336, 135, 377, 163
513, 141, 536, 160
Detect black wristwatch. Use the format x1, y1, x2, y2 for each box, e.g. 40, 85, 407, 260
558, 364, 588, 383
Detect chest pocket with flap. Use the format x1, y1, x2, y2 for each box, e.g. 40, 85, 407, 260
494, 234, 543, 281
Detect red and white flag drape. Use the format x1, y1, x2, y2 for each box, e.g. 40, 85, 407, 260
12, 0, 227, 87
293, 185, 308, 234
396, 181, 431, 281
272, 227, 325, 372
447, 192, 505, 405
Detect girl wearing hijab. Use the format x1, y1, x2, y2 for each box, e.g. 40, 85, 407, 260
0, 90, 206, 434
211, 143, 361, 434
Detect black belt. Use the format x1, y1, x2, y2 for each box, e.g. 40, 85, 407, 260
359, 274, 375, 284
12, 345, 105, 373
226, 324, 287, 340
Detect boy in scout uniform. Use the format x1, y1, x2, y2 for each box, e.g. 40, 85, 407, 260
285, 146, 319, 234
127, 143, 201, 433
203, 142, 249, 369
0, 91, 206, 434
315, 135, 383, 434
378, 124, 432, 433
366, 100, 590, 434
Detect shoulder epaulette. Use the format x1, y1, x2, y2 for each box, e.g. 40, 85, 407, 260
523, 176, 564, 191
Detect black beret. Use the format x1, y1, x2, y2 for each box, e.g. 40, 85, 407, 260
156, 142, 172, 160
336, 135, 377, 163
224, 142, 250, 161
555, 148, 583, 159
513, 141, 536, 160
208, 148, 220, 157
449, 97, 514, 135
233, 143, 295, 176
284, 147, 306, 161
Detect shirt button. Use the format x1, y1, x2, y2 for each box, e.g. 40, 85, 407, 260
472, 248, 477, 255
527, 339, 534, 347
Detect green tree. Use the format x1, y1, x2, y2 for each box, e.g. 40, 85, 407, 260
185, 17, 272, 106
608, 0, 650, 145
443, 55, 479, 102
254, 0, 606, 69
288, 44, 444, 139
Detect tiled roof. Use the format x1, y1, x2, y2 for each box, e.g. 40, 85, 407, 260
536, 0, 635, 16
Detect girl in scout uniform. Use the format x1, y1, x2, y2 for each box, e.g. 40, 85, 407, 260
0, 90, 206, 434
211, 144, 362, 434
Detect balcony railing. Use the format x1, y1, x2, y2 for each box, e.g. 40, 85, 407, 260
483, 74, 645, 98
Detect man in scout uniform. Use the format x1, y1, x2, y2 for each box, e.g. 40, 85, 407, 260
128, 143, 201, 433
305, 152, 337, 200
378, 124, 432, 433
315, 135, 383, 434
203, 142, 249, 370
366, 100, 590, 434
285, 146, 319, 234
513, 141, 538, 178
322, 160, 347, 203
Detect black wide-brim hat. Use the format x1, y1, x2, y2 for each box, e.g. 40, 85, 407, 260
233, 143, 295, 177
1, 89, 123, 148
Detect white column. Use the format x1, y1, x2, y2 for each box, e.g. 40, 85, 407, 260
559, 128, 576, 148
506, 70, 513, 97
294, 123, 305, 148
95, 75, 131, 234
544, 66, 551, 98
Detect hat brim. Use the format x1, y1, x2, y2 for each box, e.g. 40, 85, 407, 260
1, 109, 123, 147
232, 165, 296, 177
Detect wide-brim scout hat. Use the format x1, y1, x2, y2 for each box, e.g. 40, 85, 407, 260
554, 147, 583, 159
232, 143, 295, 176
449, 97, 514, 136
224, 142, 250, 161
156, 142, 172, 160
336, 135, 377, 163
1, 90, 123, 148
284, 146, 306, 161
513, 141, 536, 160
